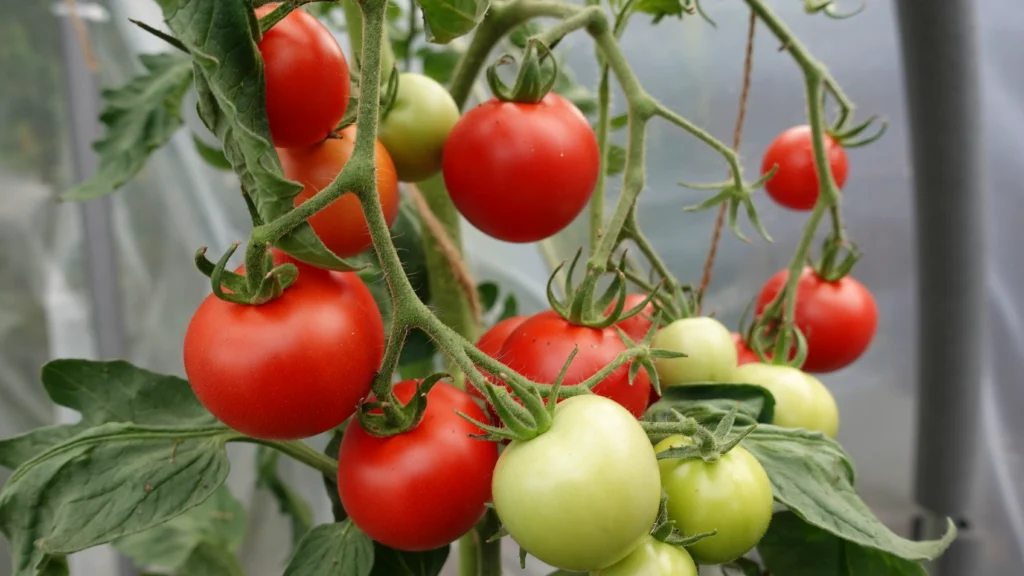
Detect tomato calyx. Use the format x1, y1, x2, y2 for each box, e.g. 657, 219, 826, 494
642, 404, 757, 463
678, 167, 777, 243
803, 0, 866, 20
546, 249, 662, 329
485, 39, 558, 104
649, 493, 717, 548
194, 243, 298, 305
354, 373, 446, 437
810, 231, 861, 282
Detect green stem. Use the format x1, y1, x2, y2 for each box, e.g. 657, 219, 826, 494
478, 508, 503, 576
458, 532, 480, 576
591, 66, 611, 254
341, 0, 396, 74
245, 438, 339, 478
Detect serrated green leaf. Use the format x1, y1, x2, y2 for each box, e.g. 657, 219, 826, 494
605, 144, 627, 176
283, 520, 373, 576
0, 426, 78, 471
62, 53, 193, 200
416, 0, 490, 44
644, 383, 775, 426
192, 134, 232, 170
256, 447, 313, 550
369, 542, 449, 576
478, 282, 500, 311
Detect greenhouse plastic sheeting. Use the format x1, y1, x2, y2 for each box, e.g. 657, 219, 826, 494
0, 1, 1022, 575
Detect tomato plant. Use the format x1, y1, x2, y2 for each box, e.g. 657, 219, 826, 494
651, 317, 737, 386
755, 266, 878, 373
378, 73, 461, 182
337, 380, 498, 551
255, 4, 350, 149
591, 535, 698, 576
492, 395, 661, 572
761, 125, 849, 211
468, 315, 530, 401
278, 125, 400, 257
610, 293, 655, 342
442, 93, 599, 243
655, 435, 774, 565
183, 253, 384, 440
732, 362, 840, 437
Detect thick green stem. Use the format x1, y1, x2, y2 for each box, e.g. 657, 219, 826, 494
478, 509, 503, 576
342, 0, 396, 75
458, 532, 479, 576
244, 438, 339, 478
591, 66, 611, 253
772, 205, 825, 360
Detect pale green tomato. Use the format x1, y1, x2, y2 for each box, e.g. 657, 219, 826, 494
732, 363, 839, 437
492, 395, 662, 572
652, 317, 737, 386
378, 73, 460, 182
655, 436, 774, 565
591, 535, 698, 576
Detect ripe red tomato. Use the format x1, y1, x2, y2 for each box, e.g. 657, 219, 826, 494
442, 93, 599, 243
255, 4, 350, 149
732, 332, 762, 366
337, 380, 499, 551
755, 267, 877, 373
277, 125, 399, 258
761, 125, 848, 211
468, 315, 530, 400
609, 294, 655, 342
497, 310, 650, 418
184, 251, 384, 440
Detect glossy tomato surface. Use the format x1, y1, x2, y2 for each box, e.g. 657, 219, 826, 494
761, 125, 848, 210
338, 380, 499, 551
184, 252, 383, 440
278, 125, 399, 258
443, 93, 599, 243
378, 73, 461, 182
651, 317, 737, 386
591, 535, 697, 576
732, 363, 839, 437
256, 5, 350, 148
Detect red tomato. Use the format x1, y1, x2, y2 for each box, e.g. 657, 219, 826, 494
337, 380, 499, 551
761, 125, 849, 211
755, 267, 877, 373
609, 294, 655, 342
184, 251, 384, 440
442, 93, 599, 243
278, 125, 399, 258
732, 332, 762, 366
468, 315, 530, 400
497, 310, 651, 418
256, 5, 350, 148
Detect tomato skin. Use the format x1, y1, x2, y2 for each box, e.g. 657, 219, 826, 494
591, 536, 697, 576
443, 93, 599, 243
278, 125, 399, 258
378, 73, 461, 182
732, 332, 762, 366
651, 317, 737, 386
732, 363, 839, 437
498, 310, 651, 418
761, 125, 849, 210
609, 294, 655, 342
755, 267, 877, 373
468, 315, 530, 401
493, 395, 662, 572
255, 5, 350, 149
655, 436, 774, 565
338, 380, 499, 551
183, 253, 384, 440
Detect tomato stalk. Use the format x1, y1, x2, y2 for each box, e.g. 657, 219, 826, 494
590, 66, 611, 254
237, 437, 339, 478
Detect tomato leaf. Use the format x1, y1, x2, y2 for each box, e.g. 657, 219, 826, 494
283, 520, 374, 576
415, 0, 490, 44
632, 0, 691, 23
256, 446, 313, 550
478, 282, 500, 312
192, 133, 232, 171
321, 427, 348, 523
115, 485, 247, 573
173, 541, 245, 576
723, 558, 764, 576
369, 542, 449, 576
62, 53, 194, 201
743, 426, 956, 562
553, 65, 596, 115
37, 555, 69, 576
418, 47, 463, 84
605, 144, 627, 176
498, 294, 519, 321
510, 21, 545, 48
758, 510, 929, 575
643, 383, 775, 426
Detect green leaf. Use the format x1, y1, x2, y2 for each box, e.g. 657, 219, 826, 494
415, 0, 490, 44
115, 485, 247, 572
62, 53, 193, 200
0, 422, 233, 576
498, 294, 519, 321
175, 541, 245, 576
553, 65, 596, 115
321, 427, 348, 523
605, 144, 626, 176
192, 134, 232, 170
633, 0, 689, 23
478, 282, 500, 312
610, 113, 629, 131
369, 542, 449, 576
644, 383, 775, 426
509, 21, 544, 48
723, 557, 763, 576
758, 511, 928, 575
283, 520, 374, 576
256, 446, 313, 550
37, 556, 69, 576
418, 47, 463, 85
743, 426, 955, 561
394, 198, 432, 304
0, 426, 78, 471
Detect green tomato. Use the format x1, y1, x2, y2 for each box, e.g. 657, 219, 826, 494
655, 436, 773, 565
732, 363, 839, 437
492, 395, 662, 572
652, 317, 737, 386
377, 73, 460, 182
591, 535, 698, 576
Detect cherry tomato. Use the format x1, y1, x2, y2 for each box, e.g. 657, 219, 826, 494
443, 93, 599, 243
609, 293, 655, 342
655, 436, 774, 565
255, 5, 350, 148
468, 315, 530, 401
493, 395, 661, 572
732, 332, 762, 366
277, 125, 399, 258
338, 380, 498, 551
498, 310, 651, 418
184, 252, 383, 440
755, 267, 877, 373
591, 535, 697, 576
732, 363, 839, 437
761, 125, 848, 210
651, 317, 737, 387
378, 73, 461, 182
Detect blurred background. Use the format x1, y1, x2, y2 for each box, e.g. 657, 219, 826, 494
1, 0, 1019, 574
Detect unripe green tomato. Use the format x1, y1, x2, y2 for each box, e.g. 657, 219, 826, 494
590, 535, 698, 576
377, 73, 460, 182
732, 363, 839, 437
655, 436, 774, 565
492, 395, 662, 572
652, 317, 737, 386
